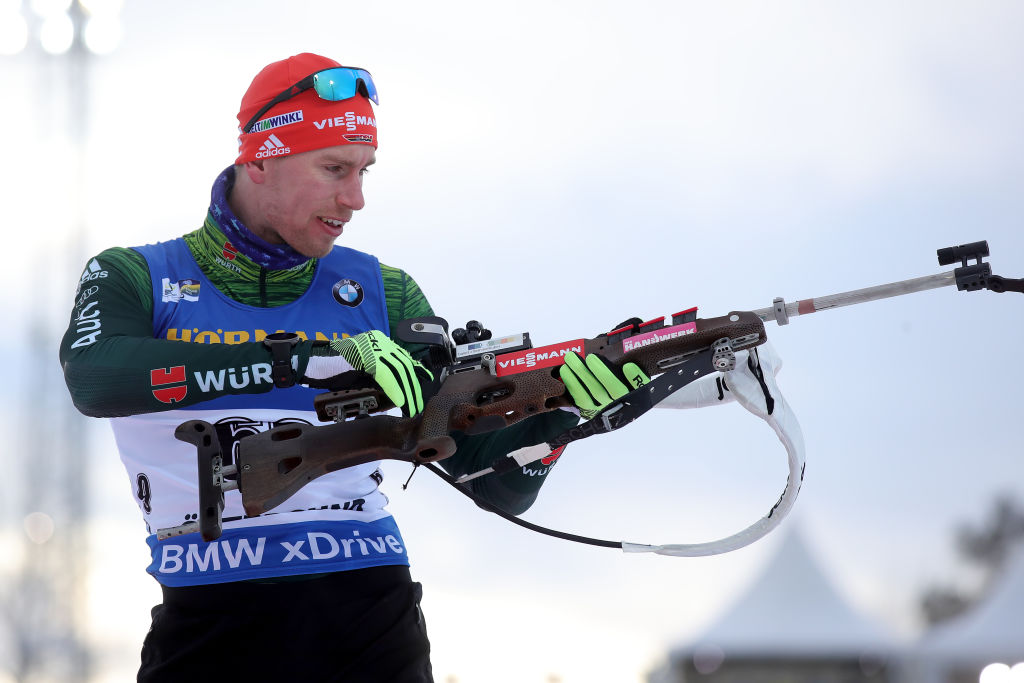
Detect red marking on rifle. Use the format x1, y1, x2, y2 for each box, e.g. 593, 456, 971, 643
495, 340, 585, 377
672, 306, 698, 319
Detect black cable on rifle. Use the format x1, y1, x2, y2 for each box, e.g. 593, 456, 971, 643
422, 462, 621, 549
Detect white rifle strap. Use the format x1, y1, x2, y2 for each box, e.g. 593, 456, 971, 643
622, 342, 806, 557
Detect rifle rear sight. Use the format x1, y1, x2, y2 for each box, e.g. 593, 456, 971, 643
397, 316, 533, 374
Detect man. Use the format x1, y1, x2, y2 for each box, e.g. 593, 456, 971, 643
60, 53, 634, 681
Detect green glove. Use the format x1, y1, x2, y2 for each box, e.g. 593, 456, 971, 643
330, 330, 432, 416
559, 352, 650, 420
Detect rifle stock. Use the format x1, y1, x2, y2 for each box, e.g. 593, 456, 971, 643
173, 309, 766, 532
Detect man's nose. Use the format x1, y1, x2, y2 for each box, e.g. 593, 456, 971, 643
336, 178, 365, 211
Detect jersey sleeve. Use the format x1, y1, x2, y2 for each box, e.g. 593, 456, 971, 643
380, 263, 432, 332
59, 248, 310, 417
439, 411, 579, 515
379, 263, 434, 361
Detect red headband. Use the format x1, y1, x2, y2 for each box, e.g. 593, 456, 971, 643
235, 53, 378, 165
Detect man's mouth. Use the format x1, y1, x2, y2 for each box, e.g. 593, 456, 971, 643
319, 217, 346, 228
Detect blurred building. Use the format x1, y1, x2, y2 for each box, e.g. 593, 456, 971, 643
650, 530, 1024, 683
649, 526, 899, 683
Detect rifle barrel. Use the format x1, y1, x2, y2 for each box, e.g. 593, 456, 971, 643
753, 270, 957, 325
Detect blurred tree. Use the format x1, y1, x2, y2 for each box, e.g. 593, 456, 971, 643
920, 586, 973, 626
956, 495, 1024, 567
919, 494, 1024, 626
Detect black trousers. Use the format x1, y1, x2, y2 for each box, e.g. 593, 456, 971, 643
138, 565, 433, 683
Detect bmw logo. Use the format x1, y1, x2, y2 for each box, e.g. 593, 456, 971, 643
332, 278, 364, 307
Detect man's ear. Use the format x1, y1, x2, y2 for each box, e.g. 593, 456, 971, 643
241, 160, 268, 184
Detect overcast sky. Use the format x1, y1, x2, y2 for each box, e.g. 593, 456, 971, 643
2, 1, 1023, 681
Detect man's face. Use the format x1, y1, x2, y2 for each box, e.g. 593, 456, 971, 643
247, 144, 376, 258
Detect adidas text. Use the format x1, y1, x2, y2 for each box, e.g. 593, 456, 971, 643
255, 134, 290, 159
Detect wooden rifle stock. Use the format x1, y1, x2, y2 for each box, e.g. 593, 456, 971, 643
190, 310, 766, 521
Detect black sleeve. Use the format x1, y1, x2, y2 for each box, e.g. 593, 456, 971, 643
59, 248, 319, 417
442, 411, 579, 515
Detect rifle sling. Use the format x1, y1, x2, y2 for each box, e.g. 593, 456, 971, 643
420, 346, 722, 550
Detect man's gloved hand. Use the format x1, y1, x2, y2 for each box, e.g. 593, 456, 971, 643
559, 352, 650, 419
330, 331, 432, 416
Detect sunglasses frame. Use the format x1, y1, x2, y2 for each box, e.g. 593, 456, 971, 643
242, 67, 377, 135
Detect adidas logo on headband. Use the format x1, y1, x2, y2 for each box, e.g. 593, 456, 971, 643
255, 134, 291, 159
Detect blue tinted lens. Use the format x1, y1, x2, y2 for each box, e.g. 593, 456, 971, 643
312, 67, 379, 105
353, 69, 378, 104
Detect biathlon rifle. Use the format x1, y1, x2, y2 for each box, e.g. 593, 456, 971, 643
159, 240, 1021, 554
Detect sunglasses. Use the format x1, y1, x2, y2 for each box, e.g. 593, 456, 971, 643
242, 66, 378, 134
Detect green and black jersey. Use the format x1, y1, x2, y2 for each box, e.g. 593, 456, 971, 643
60, 213, 576, 515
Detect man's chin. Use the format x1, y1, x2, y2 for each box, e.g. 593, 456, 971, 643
293, 241, 334, 259
305, 242, 333, 259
